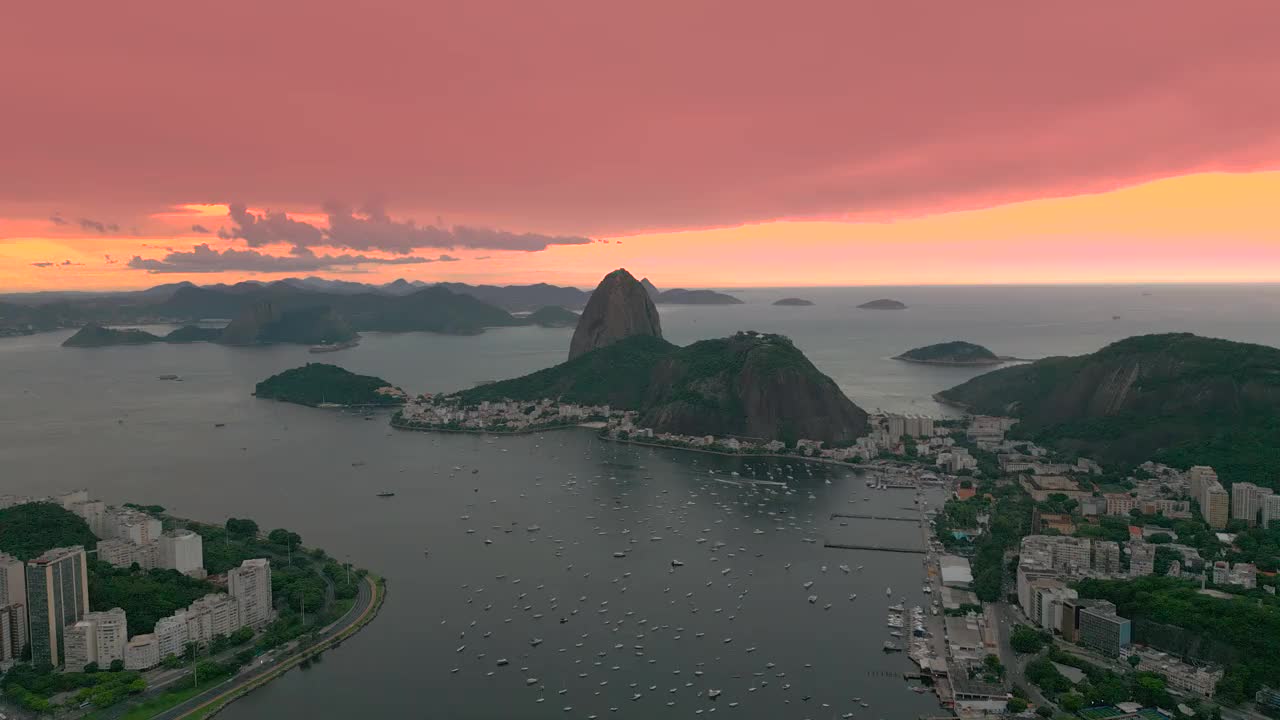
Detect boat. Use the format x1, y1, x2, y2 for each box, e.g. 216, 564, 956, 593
882, 641, 902, 652
376, 491, 395, 497
309, 339, 360, 353
886, 586, 892, 597
670, 559, 684, 567
157, 374, 181, 381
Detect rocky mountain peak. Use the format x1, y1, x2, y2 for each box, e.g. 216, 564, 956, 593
568, 269, 663, 360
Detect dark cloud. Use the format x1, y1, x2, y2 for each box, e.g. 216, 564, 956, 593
220, 201, 594, 255
49, 214, 67, 226
127, 243, 458, 274
104, 254, 117, 264
30, 262, 54, 267
78, 218, 120, 234
191, 224, 211, 234
30, 260, 82, 267
60, 260, 81, 266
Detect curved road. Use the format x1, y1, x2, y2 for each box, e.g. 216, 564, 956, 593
152, 573, 378, 720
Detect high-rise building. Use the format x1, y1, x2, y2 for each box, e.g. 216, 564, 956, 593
159, 530, 205, 577
1188, 466, 1218, 505
64, 608, 128, 672
185, 593, 240, 645
154, 611, 190, 661
1264, 494, 1280, 529
1203, 483, 1229, 529
0, 552, 27, 608
0, 603, 28, 666
1079, 600, 1132, 657
1232, 482, 1263, 526
25, 546, 90, 667
228, 559, 273, 628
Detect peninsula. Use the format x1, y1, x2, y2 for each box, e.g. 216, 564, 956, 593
254, 363, 407, 407
857, 298, 907, 310
0, 492, 382, 719
894, 340, 1005, 366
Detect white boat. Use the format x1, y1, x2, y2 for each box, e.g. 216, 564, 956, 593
886, 586, 892, 596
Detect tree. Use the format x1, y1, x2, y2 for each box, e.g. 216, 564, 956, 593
109, 659, 124, 672
267, 529, 302, 548
1060, 693, 1084, 712
225, 518, 259, 537
960, 479, 974, 489
1007, 697, 1029, 713
1128, 654, 1141, 669
1010, 624, 1046, 654
83, 662, 99, 673
1036, 707, 1054, 717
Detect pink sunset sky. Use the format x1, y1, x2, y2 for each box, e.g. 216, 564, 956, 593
2, 1, 1279, 291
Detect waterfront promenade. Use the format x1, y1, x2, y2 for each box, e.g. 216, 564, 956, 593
152, 573, 382, 720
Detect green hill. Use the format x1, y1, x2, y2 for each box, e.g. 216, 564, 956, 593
62, 324, 162, 347
457, 335, 678, 409
0, 503, 97, 560
938, 333, 1280, 484
895, 340, 1001, 365
255, 363, 406, 407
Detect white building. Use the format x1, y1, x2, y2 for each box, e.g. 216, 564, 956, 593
124, 634, 159, 671
1264, 494, 1280, 529
160, 530, 205, 577
185, 593, 241, 644
228, 559, 274, 628
155, 612, 190, 661
1129, 541, 1156, 577
63, 607, 127, 672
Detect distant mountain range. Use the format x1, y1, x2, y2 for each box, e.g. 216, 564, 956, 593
0, 277, 742, 337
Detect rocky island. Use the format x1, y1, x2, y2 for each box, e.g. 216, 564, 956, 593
640, 277, 742, 305
254, 363, 406, 407
62, 323, 222, 347
894, 340, 1004, 366
938, 332, 1280, 476
857, 298, 907, 310
524, 305, 580, 328
772, 297, 814, 306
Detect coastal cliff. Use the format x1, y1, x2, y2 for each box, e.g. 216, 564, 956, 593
568, 269, 663, 360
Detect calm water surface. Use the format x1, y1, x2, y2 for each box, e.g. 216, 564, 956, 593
2, 285, 1278, 719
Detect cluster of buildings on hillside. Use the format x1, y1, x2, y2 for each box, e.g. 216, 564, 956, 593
1188, 466, 1280, 529
0, 493, 273, 673
397, 398, 616, 432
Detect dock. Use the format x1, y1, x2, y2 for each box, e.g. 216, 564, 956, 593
829, 512, 920, 523
822, 541, 925, 554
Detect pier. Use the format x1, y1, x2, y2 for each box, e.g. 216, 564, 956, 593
823, 541, 925, 554
829, 512, 920, 523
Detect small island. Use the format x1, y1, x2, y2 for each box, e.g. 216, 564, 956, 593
62, 323, 223, 347
525, 305, 580, 328
894, 340, 1005, 366
857, 298, 907, 310
653, 288, 743, 305
772, 297, 814, 306
254, 363, 407, 407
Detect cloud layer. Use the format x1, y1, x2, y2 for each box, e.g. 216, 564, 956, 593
4, 2, 1278, 236
127, 244, 459, 273
218, 202, 593, 254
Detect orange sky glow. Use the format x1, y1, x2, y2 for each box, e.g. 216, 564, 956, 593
2, 171, 1278, 292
